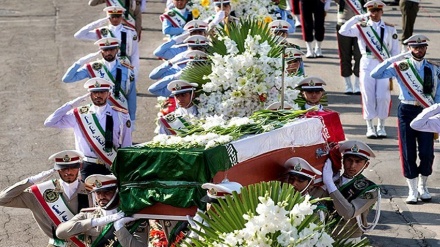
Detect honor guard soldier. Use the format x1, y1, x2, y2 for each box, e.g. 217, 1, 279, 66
334, 0, 365, 94
160, 0, 192, 37
206, 0, 239, 32
149, 35, 208, 80
88, 0, 143, 40
149, 50, 208, 97
322, 140, 380, 243
0, 150, 90, 247
74, 6, 139, 77
271, 0, 296, 34
269, 20, 292, 42
157, 80, 198, 135
284, 46, 305, 76
371, 34, 440, 204
339, 0, 400, 138
296, 76, 327, 111
44, 78, 132, 181
153, 19, 208, 60
62, 37, 137, 123
56, 174, 148, 247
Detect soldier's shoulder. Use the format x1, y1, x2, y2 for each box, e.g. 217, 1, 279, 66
426, 59, 440, 67
80, 207, 99, 213
384, 22, 395, 27
111, 106, 129, 115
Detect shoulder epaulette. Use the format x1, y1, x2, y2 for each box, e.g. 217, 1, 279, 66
111, 106, 129, 114
426, 59, 440, 67
384, 22, 395, 27
80, 207, 98, 213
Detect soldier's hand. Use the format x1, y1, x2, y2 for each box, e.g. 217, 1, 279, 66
172, 31, 190, 44
357, 12, 370, 21
28, 169, 55, 184
91, 211, 125, 227
387, 51, 411, 64
114, 217, 136, 230
211, 11, 225, 26
69, 93, 90, 109
76, 51, 101, 65
322, 159, 337, 193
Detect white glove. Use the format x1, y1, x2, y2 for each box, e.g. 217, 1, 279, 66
91, 212, 125, 227
114, 217, 136, 231
28, 169, 55, 184
211, 11, 225, 26
324, 0, 331, 12
68, 93, 90, 108
172, 31, 190, 44
322, 159, 337, 193
76, 51, 101, 65
386, 51, 412, 64
357, 12, 370, 21
169, 54, 183, 65
91, 17, 109, 29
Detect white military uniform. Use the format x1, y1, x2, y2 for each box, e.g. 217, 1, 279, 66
339, 11, 399, 125
74, 17, 140, 77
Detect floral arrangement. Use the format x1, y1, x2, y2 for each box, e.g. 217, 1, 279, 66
188, 0, 216, 20
179, 181, 370, 247
180, 19, 303, 120
147, 108, 309, 149
231, 0, 278, 23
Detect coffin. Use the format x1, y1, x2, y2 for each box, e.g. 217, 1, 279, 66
113, 115, 345, 219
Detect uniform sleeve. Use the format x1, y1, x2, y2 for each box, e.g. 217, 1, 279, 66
0, 180, 35, 209
410, 103, 440, 132
389, 27, 401, 57
329, 189, 378, 220
129, 33, 140, 78
88, 0, 105, 6
114, 223, 148, 247
149, 61, 174, 80
370, 60, 397, 79
162, 19, 184, 36
153, 39, 178, 60
338, 15, 360, 38
126, 71, 137, 121
44, 103, 77, 128
148, 73, 179, 97
62, 63, 91, 83
119, 113, 133, 147
73, 18, 107, 41
56, 212, 93, 239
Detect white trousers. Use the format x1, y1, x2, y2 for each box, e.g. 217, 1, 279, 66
359, 57, 391, 120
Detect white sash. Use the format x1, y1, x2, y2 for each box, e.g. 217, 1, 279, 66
158, 113, 190, 135
394, 59, 436, 108
346, 0, 364, 15
105, 0, 136, 30
160, 8, 187, 27
73, 105, 117, 166
30, 180, 85, 247
86, 61, 129, 110
356, 23, 390, 62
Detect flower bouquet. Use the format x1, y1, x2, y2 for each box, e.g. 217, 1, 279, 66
181, 181, 370, 247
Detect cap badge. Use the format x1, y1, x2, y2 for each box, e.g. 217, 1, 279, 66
373, 3, 378, 8
194, 23, 199, 28
94, 81, 101, 88
105, 40, 110, 46
95, 180, 102, 188
63, 155, 71, 162
294, 163, 302, 171
309, 80, 315, 86
209, 188, 217, 196
175, 84, 181, 90
417, 37, 422, 43
278, 23, 283, 29
351, 144, 359, 153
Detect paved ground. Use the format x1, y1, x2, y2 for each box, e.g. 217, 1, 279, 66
0, 0, 440, 246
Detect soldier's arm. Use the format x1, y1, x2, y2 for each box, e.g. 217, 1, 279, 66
62, 63, 91, 83
338, 14, 364, 38
74, 18, 107, 41
88, 0, 105, 6
130, 34, 140, 77
162, 20, 184, 36
114, 221, 148, 247
330, 189, 378, 220
119, 112, 133, 147
56, 212, 93, 239
44, 103, 77, 128
148, 72, 180, 97
153, 39, 179, 60
370, 59, 397, 79
410, 103, 440, 133
0, 180, 35, 209
149, 61, 175, 80
126, 73, 137, 121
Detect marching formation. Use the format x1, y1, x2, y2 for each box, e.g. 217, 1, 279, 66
1, 0, 438, 246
